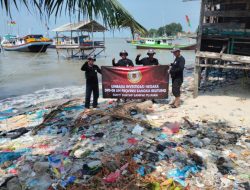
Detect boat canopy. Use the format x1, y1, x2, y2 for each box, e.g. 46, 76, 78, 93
52, 20, 107, 32
3, 34, 17, 40
22, 35, 44, 39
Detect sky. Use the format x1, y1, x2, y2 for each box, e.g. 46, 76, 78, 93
0, 0, 201, 38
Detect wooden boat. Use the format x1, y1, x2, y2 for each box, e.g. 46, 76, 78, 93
1, 34, 52, 52
133, 37, 196, 50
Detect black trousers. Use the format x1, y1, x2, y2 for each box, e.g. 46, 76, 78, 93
172, 78, 183, 97
85, 83, 99, 109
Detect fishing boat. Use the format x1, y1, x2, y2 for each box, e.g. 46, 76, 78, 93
126, 39, 145, 44
1, 34, 52, 52
133, 37, 196, 50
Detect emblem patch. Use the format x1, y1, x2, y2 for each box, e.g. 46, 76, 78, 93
127, 70, 142, 83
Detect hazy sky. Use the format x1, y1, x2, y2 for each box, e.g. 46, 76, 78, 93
0, 0, 201, 37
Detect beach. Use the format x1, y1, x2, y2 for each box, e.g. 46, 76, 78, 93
0, 67, 250, 189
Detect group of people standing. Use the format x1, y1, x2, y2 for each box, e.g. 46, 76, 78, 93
81, 48, 185, 109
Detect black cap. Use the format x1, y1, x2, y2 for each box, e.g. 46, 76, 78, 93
87, 55, 96, 61
119, 50, 128, 56
147, 49, 156, 55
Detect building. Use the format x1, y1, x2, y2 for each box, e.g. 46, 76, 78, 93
192, 0, 250, 97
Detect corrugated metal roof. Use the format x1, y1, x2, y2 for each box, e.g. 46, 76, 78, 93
52, 20, 107, 32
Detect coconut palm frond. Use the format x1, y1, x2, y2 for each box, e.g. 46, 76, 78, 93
0, 0, 147, 35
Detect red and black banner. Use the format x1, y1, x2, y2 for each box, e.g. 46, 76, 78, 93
102, 65, 169, 99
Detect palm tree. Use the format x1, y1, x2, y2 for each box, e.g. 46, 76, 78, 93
0, 0, 147, 35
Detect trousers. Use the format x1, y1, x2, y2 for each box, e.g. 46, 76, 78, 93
85, 83, 99, 108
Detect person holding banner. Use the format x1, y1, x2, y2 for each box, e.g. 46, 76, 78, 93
135, 49, 159, 66
112, 50, 133, 103
81, 56, 102, 109
112, 50, 134, 67
170, 48, 185, 108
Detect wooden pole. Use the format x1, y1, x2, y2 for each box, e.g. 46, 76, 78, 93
92, 24, 94, 56
194, 58, 201, 98
194, 0, 205, 98
71, 30, 73, 58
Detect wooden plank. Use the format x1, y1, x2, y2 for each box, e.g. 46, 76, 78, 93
196, 51, 221, 59
199, 64, 250, 70
202, 23, 246, 29
196, 51, 250, 63
204, 10, 250, 17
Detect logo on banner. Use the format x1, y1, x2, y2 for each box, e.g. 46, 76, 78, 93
127, 70, 142, 83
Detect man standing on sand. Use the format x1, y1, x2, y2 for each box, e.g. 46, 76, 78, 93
169, 48, 185, 108
112, 50, 134, 67
81, 56, 102, 109
135, 49, 159, 66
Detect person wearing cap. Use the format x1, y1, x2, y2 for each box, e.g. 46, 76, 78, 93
169, 48, 185, 108
81, 56, 102, 109
112, 50, 134, 67
135, 49, 159, 66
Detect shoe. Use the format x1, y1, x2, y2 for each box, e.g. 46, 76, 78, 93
171, 104, 178, 108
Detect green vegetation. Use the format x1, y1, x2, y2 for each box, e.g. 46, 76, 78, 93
0, 0, 147, 35
148, 23, 183, 37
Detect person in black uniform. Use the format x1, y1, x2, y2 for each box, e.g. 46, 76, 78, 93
81, 56, 102, 109
136, 49, 159, 103
169, 48, 185, 108
135, 49, 159, 66
112, 50, 134, 67
112, 50, 133, 103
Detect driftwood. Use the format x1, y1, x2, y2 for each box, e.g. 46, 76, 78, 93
182, 117, 194, 128
74, 101, 153, 129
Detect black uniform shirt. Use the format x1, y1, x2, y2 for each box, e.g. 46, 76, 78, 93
170, 55, 185, 80
113, 58, 134, 67
136, 56, 159, 66
81, 62, 101, 84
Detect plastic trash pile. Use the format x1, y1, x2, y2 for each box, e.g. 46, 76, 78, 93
0, 96, 250, 190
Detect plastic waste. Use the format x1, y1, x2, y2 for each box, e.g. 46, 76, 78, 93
82, 163, 101, 175
26, 174, 52, 190
0, 152, 22, 165
60, 176, 76, 188
63, 105, 84, 111
167, 165, 200, 187
87, 160, 102, 168
94, 132, 104, 138
137, 166, 145, 176
6, 177, 22, 190
130, 109, 138, 116
189, 137, 203, 148
132, 124, 144, 135
157, 133, 168, 141
127, 138, 138, 145
103, 170, 120, 183
162, 122, 180, 135
151, 182, 160, 190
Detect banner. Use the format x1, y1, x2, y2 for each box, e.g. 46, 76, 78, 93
102, 65, 169, 99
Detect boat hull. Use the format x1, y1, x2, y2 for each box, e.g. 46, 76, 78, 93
2, 42, 52, 52
135, 43, 197, 50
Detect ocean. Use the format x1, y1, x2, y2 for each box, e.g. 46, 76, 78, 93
0, 38, 195, 99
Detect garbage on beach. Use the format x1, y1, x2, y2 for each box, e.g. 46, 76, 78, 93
0, 94, 249, 190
